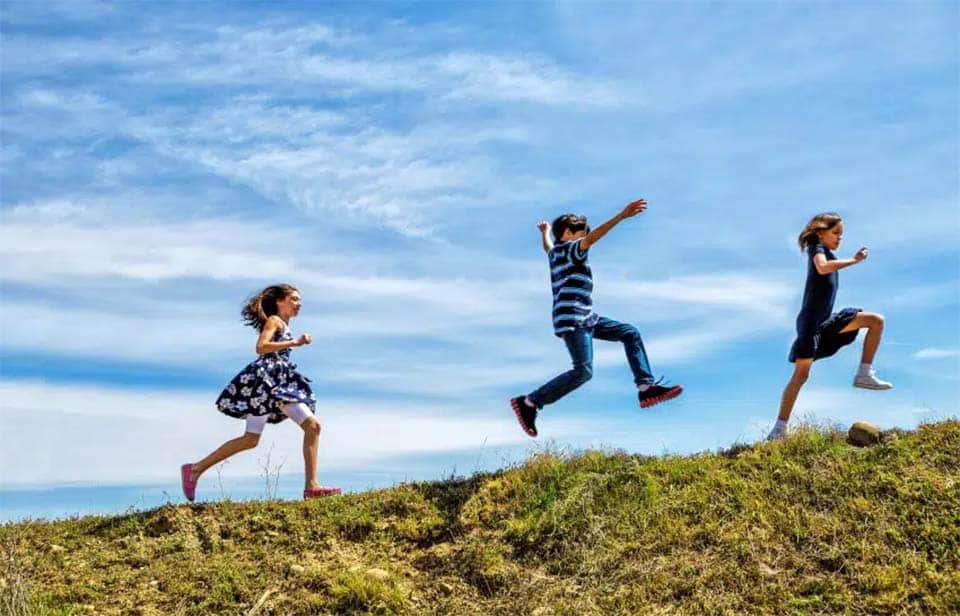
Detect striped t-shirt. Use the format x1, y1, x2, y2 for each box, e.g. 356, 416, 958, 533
548, 240, 598, 336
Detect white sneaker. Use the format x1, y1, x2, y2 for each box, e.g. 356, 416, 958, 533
854, 370, 893, 390
766, 428, 787, 441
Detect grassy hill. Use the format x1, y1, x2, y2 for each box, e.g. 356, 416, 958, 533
2, 420, 958, 615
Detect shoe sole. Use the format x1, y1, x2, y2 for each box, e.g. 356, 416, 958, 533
510, 398, 538, 438
853, 382, 893, 390
304, 488, 342, 499
640, 385, 684, 409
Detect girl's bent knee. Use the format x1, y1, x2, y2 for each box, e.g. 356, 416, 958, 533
303, 418, 322, 436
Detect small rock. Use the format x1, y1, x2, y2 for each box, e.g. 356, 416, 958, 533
289, 564, 306, 575
50, 544, 65, 553
438, 581, 454, 595
848, 421, 882, 447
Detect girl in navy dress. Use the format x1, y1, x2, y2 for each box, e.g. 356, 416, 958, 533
769, 213, 892, 440
181, 284, 341, 500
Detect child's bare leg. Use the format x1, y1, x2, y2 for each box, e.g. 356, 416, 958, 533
191, 432, 260, 481
778, 359, 812, 422
280, 403, 323, 491
839, 312, 885, 364
301, 417, 322, 491
842, 312, 892, 389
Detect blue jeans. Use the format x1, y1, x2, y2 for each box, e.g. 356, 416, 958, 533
527, 316, 654, 408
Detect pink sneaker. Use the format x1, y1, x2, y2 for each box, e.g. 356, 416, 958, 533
303, 486, 341, 499
180, 463, 197, 502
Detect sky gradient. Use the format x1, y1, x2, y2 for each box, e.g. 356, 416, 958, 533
1, 1, 957, 492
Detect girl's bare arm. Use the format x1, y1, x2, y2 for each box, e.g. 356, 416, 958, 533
813, 247, 868, 275
255, 316, 308, 354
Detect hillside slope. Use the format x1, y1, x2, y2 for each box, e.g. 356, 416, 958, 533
2, 420, 959, 615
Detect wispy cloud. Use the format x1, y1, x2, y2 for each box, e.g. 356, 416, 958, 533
912, 348, 960, 360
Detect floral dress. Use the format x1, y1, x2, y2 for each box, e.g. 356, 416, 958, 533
216, 325, 316, 424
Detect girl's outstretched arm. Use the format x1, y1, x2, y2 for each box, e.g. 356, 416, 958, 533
814, 247, 868, 275
579, 198, 647, 251
255, 316, 311, 354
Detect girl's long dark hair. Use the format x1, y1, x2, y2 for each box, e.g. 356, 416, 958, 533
798, 212, 842, 250
241, 284, 298, 331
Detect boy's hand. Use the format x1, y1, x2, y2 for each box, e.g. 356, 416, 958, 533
853, 247, 868, 262
296, 333, 313, 346
537, 220, 554, 253
619, 198, 647, 219
580, 198, 647, 251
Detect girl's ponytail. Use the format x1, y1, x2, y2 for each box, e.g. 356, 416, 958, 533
241, 284, 298, 330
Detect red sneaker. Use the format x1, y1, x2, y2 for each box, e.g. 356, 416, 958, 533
304, 487, 342, 499
639, 379, 683, 409
511, 396, 538, 437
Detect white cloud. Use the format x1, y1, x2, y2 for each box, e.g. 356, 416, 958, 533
436, 52, 620, 106
2, 20, 619, 106
3, 88, 536, 235
912, 348, 960, 360
0, 203, 298, 283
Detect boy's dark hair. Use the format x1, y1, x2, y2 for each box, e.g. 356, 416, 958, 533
551, 213, 590, 243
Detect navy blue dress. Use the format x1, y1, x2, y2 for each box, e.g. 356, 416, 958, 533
789, 243, 861, 362
216, 325, 316, 423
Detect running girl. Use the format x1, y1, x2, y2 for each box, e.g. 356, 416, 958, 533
181, 284, 341, 500
769, 213, 892, 440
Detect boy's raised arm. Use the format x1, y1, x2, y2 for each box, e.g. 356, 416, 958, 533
579, 198, 647, 251
537, 220, 554, 253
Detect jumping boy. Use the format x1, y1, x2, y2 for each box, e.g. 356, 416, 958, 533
511, 198, 684, 437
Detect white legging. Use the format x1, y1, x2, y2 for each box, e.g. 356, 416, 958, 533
244, 403, 314, 435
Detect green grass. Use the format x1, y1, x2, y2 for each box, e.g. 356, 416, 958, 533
2, 420, 958, 615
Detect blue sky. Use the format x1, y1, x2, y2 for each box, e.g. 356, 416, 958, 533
1, 1, 957, 489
